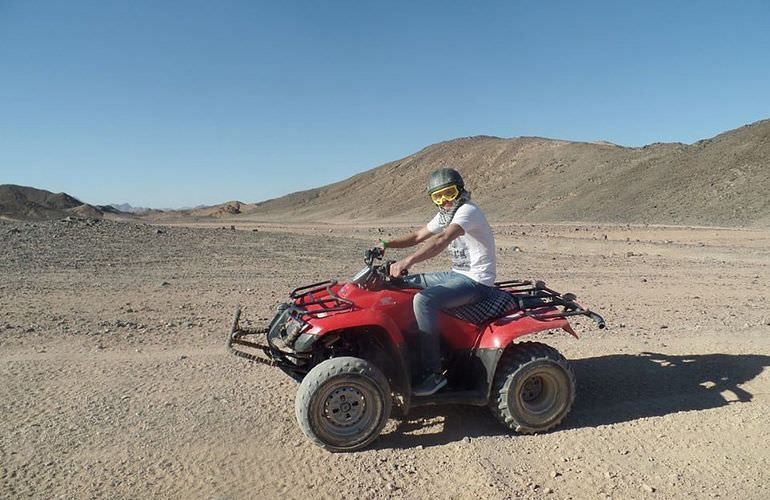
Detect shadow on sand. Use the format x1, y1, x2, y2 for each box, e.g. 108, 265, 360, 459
375, 352, 770, 450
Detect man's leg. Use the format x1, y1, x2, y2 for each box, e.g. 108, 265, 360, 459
412, 273, 483, 396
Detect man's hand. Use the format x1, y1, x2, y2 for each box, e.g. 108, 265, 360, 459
389, 259, 410, 278
391, 224, 464, 274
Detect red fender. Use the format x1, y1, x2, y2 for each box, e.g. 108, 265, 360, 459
477, 311, 578, 349
304, 308, 406, 347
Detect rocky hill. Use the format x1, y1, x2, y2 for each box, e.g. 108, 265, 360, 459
237, 119, 770, 227
143, 201, 260, 222
109, 203, 153, 215
0, 185, 107, 220
186, 201, 258, 218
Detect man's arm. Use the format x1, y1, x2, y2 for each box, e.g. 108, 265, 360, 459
389, 224, 464, 277
381, 226, 433, 249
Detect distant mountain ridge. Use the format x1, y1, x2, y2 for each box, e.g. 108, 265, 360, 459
109, 203, 153, 214
0, 185, 238, 221
0, 185, 105, 220
4, 119, 769, 226
145, 201, 259, 221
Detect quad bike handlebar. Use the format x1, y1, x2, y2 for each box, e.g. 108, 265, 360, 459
364, 246, 385, 266
362, 247, 408, 283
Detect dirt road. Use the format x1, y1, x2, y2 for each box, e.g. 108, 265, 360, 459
2, 219, 769, 499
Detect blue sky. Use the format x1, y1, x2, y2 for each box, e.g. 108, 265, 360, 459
1, 1, 769, 207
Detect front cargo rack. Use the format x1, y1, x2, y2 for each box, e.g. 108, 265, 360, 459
290, 280, 354, 316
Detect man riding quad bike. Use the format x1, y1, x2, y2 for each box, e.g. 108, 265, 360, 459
228, 248, 604, 451
227, 168, 603, 451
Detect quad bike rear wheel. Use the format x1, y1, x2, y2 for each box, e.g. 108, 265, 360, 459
296, 356, 391, 452
490, 341, 575, 433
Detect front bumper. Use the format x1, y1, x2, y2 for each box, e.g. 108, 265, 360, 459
227, 305, 315, 379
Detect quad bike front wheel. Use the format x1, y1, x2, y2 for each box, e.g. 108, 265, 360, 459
490, 341, 575, 433
295, 356, 392, 452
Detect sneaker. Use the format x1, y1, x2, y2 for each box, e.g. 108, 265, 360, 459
412, 373, 447, 397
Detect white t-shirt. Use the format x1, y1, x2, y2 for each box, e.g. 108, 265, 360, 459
426, 202, 497, 286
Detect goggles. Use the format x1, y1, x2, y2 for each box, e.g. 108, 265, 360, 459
430, 184, 460, 205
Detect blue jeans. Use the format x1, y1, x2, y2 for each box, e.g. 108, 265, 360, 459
403, 272, 486, 375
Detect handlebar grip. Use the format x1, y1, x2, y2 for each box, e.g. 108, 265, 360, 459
384, 260, 408, 279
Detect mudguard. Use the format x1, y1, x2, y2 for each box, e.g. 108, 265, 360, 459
303, 308, 412, 403
477, 311, 577, 349
305, 308, 406, 347
469, 312, 577, 400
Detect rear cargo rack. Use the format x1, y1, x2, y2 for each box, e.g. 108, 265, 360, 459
496, 279, 606, 329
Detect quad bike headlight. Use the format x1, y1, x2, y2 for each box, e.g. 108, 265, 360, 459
285, 317, 303, 337
282, 315, 309, 346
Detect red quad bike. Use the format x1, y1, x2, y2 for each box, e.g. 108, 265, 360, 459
228, 247, 605, 452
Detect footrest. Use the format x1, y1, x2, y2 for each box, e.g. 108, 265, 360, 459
410, 390, 487, 408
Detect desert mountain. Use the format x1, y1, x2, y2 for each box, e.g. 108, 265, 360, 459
237, 119, 770, 227
0, 185, 108, 221
146, 201, 258, 221
187, 201, 258, 218
5, 120, 768, 226
109, 203, 153, 214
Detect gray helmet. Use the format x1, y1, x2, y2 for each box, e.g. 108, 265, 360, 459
426, 167, 464, 194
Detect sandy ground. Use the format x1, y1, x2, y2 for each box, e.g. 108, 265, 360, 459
1, 218, 769, 499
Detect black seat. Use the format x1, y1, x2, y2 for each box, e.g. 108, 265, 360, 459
445, 286, 518, 324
